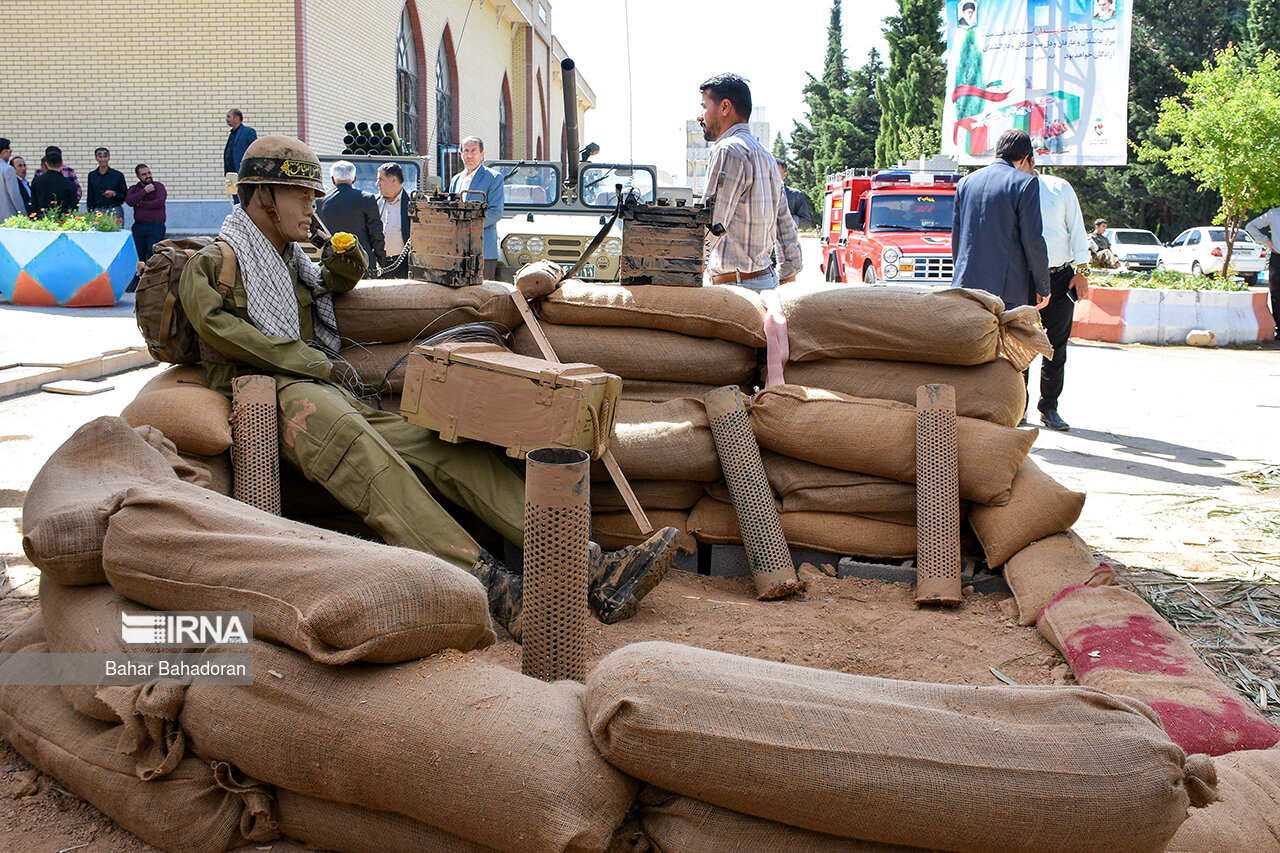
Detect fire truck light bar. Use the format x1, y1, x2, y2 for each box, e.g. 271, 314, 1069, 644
871, 171, 962, 188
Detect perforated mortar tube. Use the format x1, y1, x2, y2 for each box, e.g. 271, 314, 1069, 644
915, 384, 962, 605
230, 375, 281, 515
521, 447, 590, 682
703, 385, 804, 600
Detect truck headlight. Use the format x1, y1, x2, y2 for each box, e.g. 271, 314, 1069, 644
604, 238, 622, 256
883, 263, 899, 279
883, 247, 901, 264
504, 236, 525, 255
526, 237, 546, 255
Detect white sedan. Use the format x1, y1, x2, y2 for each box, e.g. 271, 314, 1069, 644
1156, 227, 1267, 284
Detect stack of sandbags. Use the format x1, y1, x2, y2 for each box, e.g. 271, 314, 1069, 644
968, 459, 1086, 567
180, 639, 639, 853
1039, 584, 1280, 756
120, 366, 233, 492
590, 397, 721, 552
585, 641, 1216, 853
0, 621, 277, 853
534, 280, 766, 401
329, 280, 524, 394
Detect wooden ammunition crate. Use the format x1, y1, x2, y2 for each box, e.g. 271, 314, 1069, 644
620, 198, 713, 286
399, 342, 621, 459
407, 193, 485, 287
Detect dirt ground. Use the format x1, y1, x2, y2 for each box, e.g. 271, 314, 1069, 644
0, 563, 1064, 853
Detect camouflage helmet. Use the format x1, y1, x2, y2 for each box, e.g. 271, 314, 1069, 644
236, 134, 325, 194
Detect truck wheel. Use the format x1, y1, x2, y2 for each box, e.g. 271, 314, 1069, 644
862, 263, 877, 284
826, 258, 842, 282
1245, 272, 1259, 285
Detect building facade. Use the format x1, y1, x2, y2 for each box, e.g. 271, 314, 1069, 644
1, 0, 594, 230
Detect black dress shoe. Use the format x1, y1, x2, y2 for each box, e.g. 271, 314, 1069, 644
1040, 409, 1070, 431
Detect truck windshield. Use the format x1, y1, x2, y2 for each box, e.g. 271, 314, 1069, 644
582, 165, 656, 207
868, 194, 954, 232
499, 164, 559, 206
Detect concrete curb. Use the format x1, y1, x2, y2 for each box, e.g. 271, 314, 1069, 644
1071, 286, 1275, 345
0, 347, 154, 399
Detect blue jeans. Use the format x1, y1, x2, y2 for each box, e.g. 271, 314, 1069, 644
735, 269, 779, 291
132, 221, 166, 264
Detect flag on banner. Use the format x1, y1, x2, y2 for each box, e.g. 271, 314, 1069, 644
941, 0, 1132, 166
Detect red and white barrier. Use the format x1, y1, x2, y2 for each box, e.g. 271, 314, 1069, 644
1072, 286, 1275, 345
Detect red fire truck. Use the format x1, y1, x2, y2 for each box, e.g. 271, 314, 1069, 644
819, 169, 961, 286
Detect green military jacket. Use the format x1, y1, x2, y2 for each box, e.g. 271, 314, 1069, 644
178, 240, 367, 396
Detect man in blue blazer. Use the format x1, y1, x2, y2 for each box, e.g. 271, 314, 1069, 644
951, 129, 1050, 310
449, 136, 505, 280
224, 109, 257, 204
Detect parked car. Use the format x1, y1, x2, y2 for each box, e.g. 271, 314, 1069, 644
1155, 226, 1267, 284
1104, 227, 1161, 273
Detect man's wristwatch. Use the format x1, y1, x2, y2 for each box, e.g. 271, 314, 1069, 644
1075, 265, 1090, 276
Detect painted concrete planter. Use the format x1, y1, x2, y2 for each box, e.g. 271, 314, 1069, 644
1072, 286, 1275, 345
0, 228, 137, 307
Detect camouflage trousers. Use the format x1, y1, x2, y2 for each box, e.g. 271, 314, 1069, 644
274, 377, 525, 571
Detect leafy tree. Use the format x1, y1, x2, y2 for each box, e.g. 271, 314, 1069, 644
876, 0, 945, 167
787, 1, 884, 214
1138, 45, 1280, 273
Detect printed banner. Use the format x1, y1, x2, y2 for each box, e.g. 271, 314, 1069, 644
941, 0, 1132, 166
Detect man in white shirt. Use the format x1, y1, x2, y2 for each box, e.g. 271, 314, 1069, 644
376, 162, 410, 278
697, 73, 802, 289
1035, 171, 1090, 431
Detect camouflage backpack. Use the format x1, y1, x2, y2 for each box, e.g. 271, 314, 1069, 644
133, 237, 237, 364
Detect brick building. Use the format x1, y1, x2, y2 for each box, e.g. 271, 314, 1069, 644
1, 0, 594, 230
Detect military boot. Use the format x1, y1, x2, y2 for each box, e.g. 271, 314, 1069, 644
470, 550, 524, 643
587, 526, 681, 625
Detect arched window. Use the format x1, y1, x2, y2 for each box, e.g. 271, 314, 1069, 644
396, 7, 419, 153
499, 88, 509, 159
436, 37, 454, 148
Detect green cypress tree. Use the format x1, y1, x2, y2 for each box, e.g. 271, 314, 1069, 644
876, 0, 945, 167
953, 28, 986, 122
1247, 0, 1280, 57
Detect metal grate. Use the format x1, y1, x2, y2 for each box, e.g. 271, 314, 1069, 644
704, 386, 804, 600
915, 384, 961, 605
231, 375, 281, 515
521, 447, 590, 682
904, 255, 955, 280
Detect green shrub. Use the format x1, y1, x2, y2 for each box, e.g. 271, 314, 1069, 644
1092, 269, 1249, 291
1, 209, 122, 232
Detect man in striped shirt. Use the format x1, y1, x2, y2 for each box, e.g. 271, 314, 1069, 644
698, 73, 803, 289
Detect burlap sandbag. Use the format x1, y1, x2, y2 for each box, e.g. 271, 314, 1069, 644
130, 424, 221, 492
331, 342, 417, 393
102, 480, 495, 665
586, 641, 1215, 853
1039, 584, 1280, 757
968, 458, 1086, 566
0, 671, 276, 853
181, 640, 639, 853
538, 280, 767, 347
592, 510, 697, 554
333, 279, 522, 344
687, 497, 918, 558
0, 609, 44, 653
22, 416, 179, 586
1003, 530, 1115, 626
176, 450, 233, 494
120, 365, 232, 455
785, 358, 1027, 427
598, 398, 721, 482
276, 788, 501, 853
750, 385, 1035, 505
591, 479, 705, 512
635, 787, 927, 853
763, 452, 917, 515
1166, 746, 1280, 852
511, 323, 759, 385
621, 380, 747, 403
780, 284, 1051, 368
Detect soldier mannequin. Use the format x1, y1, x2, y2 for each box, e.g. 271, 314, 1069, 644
179, 135, 678, 641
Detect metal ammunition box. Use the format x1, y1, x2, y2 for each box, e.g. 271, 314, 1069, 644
620, 198, 713, 286
407, 193, 485, 287
399, 342, 621, 459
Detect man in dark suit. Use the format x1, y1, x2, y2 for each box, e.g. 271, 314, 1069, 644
951, 129, 1050, 310
317, 160, 385, 269
30, 148, 77, 216
225, 109, 257, 205
376, 162, 413, 278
